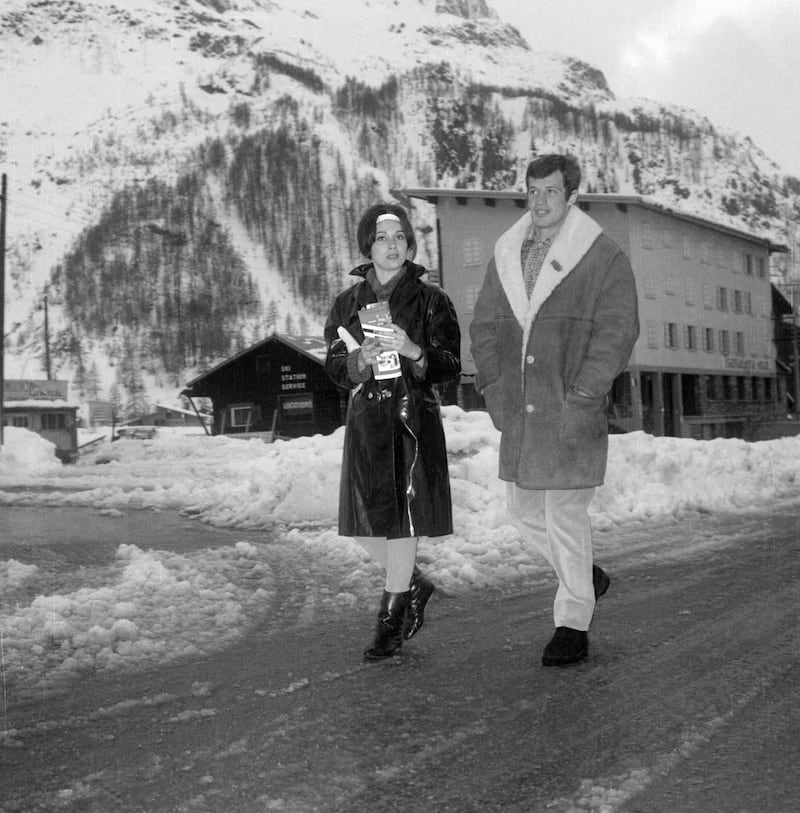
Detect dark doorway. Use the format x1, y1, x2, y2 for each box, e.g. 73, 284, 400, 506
663, 373, 678, 436
681, 374, 698, 416
640, 372, 656, 434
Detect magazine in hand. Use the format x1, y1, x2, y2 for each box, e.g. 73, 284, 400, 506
358, 301, 401, 380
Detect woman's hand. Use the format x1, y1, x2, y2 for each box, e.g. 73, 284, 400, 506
358, 337, 383, 369
376, 324, 423, 361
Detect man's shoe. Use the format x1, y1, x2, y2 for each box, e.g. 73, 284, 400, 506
542, 626, 588, 666
593, 565, 611, 600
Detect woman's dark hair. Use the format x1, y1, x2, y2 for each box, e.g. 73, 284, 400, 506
525, 154, 581, 197
356, 203, 417, 259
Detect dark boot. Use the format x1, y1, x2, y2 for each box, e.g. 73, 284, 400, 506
364, 590, 409, 661
403, 566, 435, 640
593, 565, 611, 600
542, 626, 589, 667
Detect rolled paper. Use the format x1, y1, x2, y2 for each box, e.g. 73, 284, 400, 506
337, 325, 361, 352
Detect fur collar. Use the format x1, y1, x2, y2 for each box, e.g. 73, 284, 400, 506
494, 205, 602, 330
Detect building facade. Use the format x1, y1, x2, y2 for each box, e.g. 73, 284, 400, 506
182, 334, 346, 440
401, 188, 789, 440
2, 379, 79, 461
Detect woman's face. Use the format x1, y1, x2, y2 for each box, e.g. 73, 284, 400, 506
370, 219, 409, 276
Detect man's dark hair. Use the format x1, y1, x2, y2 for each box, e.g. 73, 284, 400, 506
356, 203, 417, 259
525, 154, 581, 197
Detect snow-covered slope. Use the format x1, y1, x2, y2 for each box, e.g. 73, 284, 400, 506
0, 0, 797, 415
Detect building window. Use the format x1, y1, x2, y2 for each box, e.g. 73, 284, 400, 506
717, 244, 727, 267
463, 284, 482, 314
685, 324, 698, 351
230, 405, 254, 428
8, 416, 29, 428
723, 376, 734, 400
255, 355, 271, 377
744, 253, 753, 276
735, 331, 745, 356
644, 276, 657, 299
665, 272, 676, 295
717, 286, 728, 311
719, 329, 730, 355
42, 413, 67, 430
701, 241, 711, 264
733, 289, 743, 313
737, 377, 747, 400
702, 283, 713, 309
684, 279, 695, 306
641, 221, 653, 249
646, 320, 659, 348
703, 327, 715, 352
745, 291, 753, 315
757, 257, 766, 278
683, 234, 692, 259
463, 237, 482, 265
663, 228, 674, 248
765, 378, 772, 400
665, 322, 679, 349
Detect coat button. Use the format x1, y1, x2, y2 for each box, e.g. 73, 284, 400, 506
525, 404, 535, 413
526, 355, 535, 364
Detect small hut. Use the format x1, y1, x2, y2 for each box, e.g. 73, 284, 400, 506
182, 334, 345, 440
2, 379, 79, 461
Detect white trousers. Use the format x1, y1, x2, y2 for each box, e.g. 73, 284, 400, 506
506, 483, 596, 630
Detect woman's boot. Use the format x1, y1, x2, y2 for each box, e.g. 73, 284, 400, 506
364, 590, 409, 661
403, 566, 435, 640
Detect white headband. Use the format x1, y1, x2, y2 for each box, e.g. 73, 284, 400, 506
376, 213, 402, 224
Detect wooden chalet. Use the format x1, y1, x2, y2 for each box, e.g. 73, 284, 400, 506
182, 333, 346, 440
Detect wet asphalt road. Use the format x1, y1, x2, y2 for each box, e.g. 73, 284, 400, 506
1, 505, 799, 812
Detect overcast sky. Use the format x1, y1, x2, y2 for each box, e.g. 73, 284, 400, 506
493, 0, 800, 178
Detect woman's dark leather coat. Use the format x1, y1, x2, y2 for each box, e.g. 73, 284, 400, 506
324, 261, 461, 539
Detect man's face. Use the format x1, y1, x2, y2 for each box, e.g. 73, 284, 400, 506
526, 170, 577, 238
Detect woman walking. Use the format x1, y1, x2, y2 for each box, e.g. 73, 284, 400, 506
324, 202, 461, 660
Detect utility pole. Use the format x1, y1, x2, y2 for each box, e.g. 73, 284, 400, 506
43, 289, 51, 379
0, 173, 6, 446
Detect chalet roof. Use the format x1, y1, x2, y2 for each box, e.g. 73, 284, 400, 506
184, 333, 327, 388
396, 187, 789, 255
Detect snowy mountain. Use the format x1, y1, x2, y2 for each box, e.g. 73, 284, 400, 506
1, 0, 798, 418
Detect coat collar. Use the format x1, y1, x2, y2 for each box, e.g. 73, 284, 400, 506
349, 260, 427, 281
347, 261, 428, 316
494, 205, 602, 329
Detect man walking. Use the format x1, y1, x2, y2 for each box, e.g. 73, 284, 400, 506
469, 154, 639, 666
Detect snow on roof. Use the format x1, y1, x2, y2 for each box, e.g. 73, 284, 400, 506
3, 399, 79, 409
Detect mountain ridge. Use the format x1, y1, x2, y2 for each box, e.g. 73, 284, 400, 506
1, 0, 797, 418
